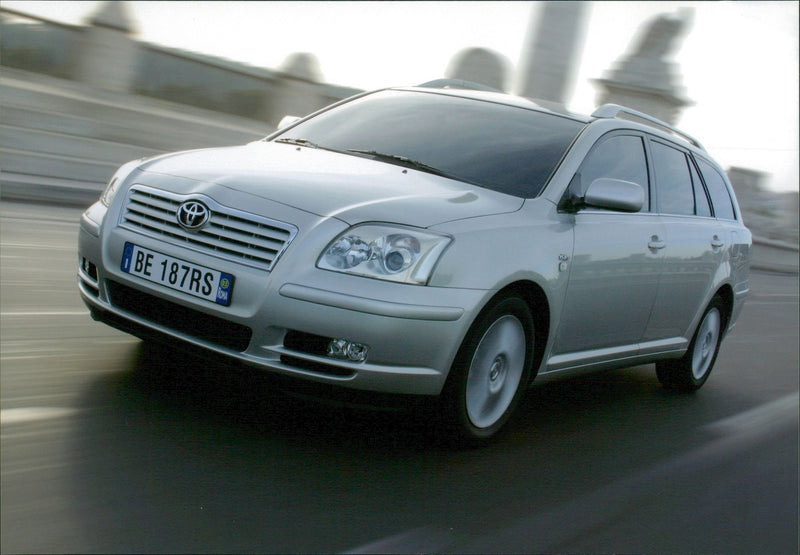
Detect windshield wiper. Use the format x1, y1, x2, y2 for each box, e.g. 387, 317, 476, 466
346, 149, 458, 180
274, 137, 321, 149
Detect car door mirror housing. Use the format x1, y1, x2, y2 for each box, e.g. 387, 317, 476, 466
583, 178, 644, 212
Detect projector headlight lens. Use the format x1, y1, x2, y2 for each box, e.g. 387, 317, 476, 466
318, 224, 451, 285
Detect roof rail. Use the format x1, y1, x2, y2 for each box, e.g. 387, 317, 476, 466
416, 79, 502, 93
592, 104, 705, 151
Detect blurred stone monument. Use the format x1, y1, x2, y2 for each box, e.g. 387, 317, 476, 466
517, 2, 588, 107
76, 1, 138, 93
268, 52, 326, 125
445, 47, 511, 92
593, 9, 694, 125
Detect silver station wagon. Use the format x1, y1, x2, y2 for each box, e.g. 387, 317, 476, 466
78, 81, 751, 443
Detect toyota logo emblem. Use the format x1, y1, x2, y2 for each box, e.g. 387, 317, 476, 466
176, 201, 210, 231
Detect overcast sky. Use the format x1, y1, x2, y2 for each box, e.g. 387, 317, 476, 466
4, 1, 798, 192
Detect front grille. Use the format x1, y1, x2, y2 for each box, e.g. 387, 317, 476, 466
107, 280, 252, 352
120, 186, 297, 270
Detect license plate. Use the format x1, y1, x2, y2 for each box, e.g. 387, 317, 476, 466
121, 242, 234, 306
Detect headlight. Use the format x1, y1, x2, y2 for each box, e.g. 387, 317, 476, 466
317, 224, 452, 285
100, 159, 143, 207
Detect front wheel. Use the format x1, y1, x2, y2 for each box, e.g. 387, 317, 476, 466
656, 297, 726, 391
440, 295, 534, 445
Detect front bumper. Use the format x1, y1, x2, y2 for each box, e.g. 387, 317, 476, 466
78, 206, 485, 396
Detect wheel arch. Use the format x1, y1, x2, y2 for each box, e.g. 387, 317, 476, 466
490, 280, 550, 382
713, 282, 735, 335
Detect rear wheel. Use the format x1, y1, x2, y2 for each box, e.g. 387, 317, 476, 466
656, 296, 726, 391
441, 295, 534, 445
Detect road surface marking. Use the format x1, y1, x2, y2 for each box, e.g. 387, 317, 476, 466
344, 526, 454, 554
1, 407, 81, 426
704, 392, 799, 435
1, 311, 90, 317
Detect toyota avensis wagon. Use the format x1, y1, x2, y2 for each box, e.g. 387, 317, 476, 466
78, 81, 751, 443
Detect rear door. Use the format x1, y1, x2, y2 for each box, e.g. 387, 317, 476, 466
643, 139, 724, 347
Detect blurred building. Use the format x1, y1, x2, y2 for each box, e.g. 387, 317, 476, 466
0, 2, 359, 205
728, 168, 800, 244
0, 3, 360, 125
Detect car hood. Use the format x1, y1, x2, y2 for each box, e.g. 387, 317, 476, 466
138, 142, 523, 226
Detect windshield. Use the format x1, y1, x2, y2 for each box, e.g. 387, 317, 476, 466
272, 90, 585, 198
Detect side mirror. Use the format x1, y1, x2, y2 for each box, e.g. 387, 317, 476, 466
277, 115, 301, 129
583, 178, 644, 212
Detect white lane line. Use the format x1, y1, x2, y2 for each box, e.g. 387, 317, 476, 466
0, 243, 75, 251
344, 526, 454, 554
1, 311, 90, 317
704, 392, 799, 435
1, 407, 81, 426
1, 354, 79, 361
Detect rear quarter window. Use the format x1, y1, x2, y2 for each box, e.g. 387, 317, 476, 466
696, 159, 737, 220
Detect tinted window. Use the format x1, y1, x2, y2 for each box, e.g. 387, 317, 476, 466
651, 141, 694, 216
577, 135, 649, 209
689, 157, 712, 217
696, 159, 736, 220
275, 90, 585, 198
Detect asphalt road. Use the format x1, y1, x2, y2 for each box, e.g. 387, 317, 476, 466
1, 200, 798, 554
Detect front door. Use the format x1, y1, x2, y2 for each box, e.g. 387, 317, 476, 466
552, 132, 663, 356
553, 212, 665, 355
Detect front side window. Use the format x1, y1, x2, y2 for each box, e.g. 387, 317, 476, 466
651, 141, 695, 216
273, 90, 585, 198
696, 158, 737, 220
576, 134, 650, 209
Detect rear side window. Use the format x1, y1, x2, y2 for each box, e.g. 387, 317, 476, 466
651, 141, 694, 216
578, 135, 650, 209
696, 159, 737, 220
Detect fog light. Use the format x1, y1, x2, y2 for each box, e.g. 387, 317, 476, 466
327, 338, 369, 362
345, 342, 369, 362
327, 339, 348, 358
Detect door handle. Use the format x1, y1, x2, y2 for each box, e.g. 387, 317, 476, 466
648, 235, 666, 250
711, 235, 725, 249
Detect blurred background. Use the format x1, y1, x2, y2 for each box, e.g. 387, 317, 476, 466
1, 0, 797, 269
1, 5, 797, 553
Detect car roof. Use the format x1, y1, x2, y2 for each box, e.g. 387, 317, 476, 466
392, 84, 706, 153
391, 85, 592, 124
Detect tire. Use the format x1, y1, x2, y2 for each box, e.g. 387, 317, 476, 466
656, 296, 726, 392
440, 295, 535, 445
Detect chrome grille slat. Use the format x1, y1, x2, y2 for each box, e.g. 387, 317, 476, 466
120, 185, 297, 271
124, 207, 175, 228
129, 192, 179, 213
209, 214, 292, 241
205, 221, 286, 252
